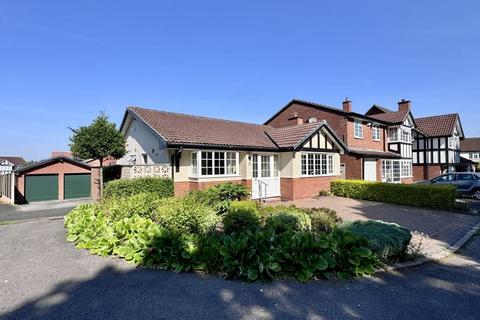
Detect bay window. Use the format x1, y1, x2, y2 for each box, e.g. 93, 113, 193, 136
382, 159, 412, 183
191, 151, 238, 177
388, 128, 398, 142
301, 153, 334, 176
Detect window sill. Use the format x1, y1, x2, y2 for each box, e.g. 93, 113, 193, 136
300, 174, 337, 178
354, 136, 364, 140
189, 175, 242, 180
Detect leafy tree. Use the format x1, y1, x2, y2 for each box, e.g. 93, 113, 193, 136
69, 112, 126, 196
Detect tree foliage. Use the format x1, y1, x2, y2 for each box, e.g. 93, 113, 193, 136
69, 112, 126, 165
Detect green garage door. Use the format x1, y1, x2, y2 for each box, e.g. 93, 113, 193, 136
64, 174, 91, 199
25, 175, 59, 203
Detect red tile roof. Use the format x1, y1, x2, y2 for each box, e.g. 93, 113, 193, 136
415, 114, 459, 137
348, 148, 402, 159
461, 138, 480, 152
126, 107, 345, 151
128, 107, 279, 150
0, 156, 26, 166
266, 122, 323, 148
368, 109, 409, 124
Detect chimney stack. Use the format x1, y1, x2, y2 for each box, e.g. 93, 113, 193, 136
289, 112, 304, 125
342, 98, 352, 112
398, 99, 411, 112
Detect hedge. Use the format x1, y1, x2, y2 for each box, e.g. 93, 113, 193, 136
330, 179, 456, 210
103, 177, 174, 199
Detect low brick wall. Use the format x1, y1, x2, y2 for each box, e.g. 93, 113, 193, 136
174, 179, 252, 197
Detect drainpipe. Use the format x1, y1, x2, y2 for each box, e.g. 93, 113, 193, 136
170, 147, 183, 180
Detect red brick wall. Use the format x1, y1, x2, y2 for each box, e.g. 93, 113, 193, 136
174, 180, 252, 197
340, 154, 363, 179
345, 119, 386, 151
413, 164, 443, 181
401, 177, 414, 184
280, 176, 340, 200
16, 161, 93, 203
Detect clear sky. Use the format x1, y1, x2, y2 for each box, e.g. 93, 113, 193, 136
1, 1, 479, 160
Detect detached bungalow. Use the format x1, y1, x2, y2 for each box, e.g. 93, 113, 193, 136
118, 107, 348, 201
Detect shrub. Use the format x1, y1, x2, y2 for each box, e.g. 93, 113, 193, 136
330, 179, 456, 210
153, 197, 220, 235
340, 220, 412, 262
103, 177, 174, 199
223, 202, 261, 234
184, 183, 250, 214
65, 203, 381, 282
101, 192, 163, 220
304, 207, 342, 233
263, 206, 312, 233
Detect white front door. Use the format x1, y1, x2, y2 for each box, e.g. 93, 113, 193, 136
364, 160, 377, 182
251, 154, 281, 199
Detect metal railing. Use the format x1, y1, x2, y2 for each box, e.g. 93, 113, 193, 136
258, 180, 268, 203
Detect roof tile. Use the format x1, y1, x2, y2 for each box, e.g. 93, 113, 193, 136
415, 114, 458, 137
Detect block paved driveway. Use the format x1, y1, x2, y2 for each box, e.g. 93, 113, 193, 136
1, 218, 480, 320
288, 196, 480, 248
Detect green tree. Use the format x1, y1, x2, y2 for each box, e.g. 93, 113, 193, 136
69, 112, 126, 196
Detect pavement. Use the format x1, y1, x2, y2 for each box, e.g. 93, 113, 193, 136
1, 218, 480, 320
0, 199, 90, 222
287, 196, 480, 260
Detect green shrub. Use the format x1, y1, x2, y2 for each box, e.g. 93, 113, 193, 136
184, 183, 250, 214
223, 202, 261, 234
153, 197, 220, 235
101, 192, 163, 220
263, 206, 312, 233
103, 177, 174, 199
330, 179, 456, 210
340, 220, 412, 262
304, 207, 342, 233
65, 201, 380, 282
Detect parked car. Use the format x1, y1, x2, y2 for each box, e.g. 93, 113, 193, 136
418, 172, 480, 199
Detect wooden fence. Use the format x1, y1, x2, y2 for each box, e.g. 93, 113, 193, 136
0, 173, 15, 204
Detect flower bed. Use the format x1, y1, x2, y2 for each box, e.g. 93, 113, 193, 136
65, 183, 411, 282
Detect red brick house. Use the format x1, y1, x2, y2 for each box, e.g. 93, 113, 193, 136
265, 99, 414, 184
118, 107, 348, 201
15, 156, 100, 203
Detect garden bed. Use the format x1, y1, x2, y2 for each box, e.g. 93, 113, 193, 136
65, 180, 412, 282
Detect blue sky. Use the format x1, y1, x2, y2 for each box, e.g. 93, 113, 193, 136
1, 1, 479, 160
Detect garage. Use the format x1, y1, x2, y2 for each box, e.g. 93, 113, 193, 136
64, 173, 91, 199
15, 156, 97, 204
25, 174, 59, 202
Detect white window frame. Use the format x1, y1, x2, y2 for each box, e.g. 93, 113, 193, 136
354, 121, 363, 139
388, 127, 399, 142
471, 152, 480, 160
372, 126, 380, 141
301, 153, 335, 177
190, 150, 239, 177
382, 159, 411, 183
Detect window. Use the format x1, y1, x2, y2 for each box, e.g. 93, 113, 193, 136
401, 130, 411, 143
457, 174, 474, 181
142, 153, 148, 164
471, 152, 479, 160
382, 160, 405, 183
273, 155, 279, 177
193, 151, 238, 177
401, 160, 412, 177
301, 153, 334, 176
372, 126, 380, 141
433, 174, 455, 183
191, 152, 198, 176
388, 128, 398, 142
354, 121, 363, 139
261, 156, 271, 177
252, 154, 258, 178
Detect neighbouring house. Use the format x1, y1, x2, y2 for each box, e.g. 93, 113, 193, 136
15, 156, 100, 204
412, 114, 464, 180
0, 156, 27, 175
265, 99, 413, 184
460, 137, 480, 171
118, 106, 348, 201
